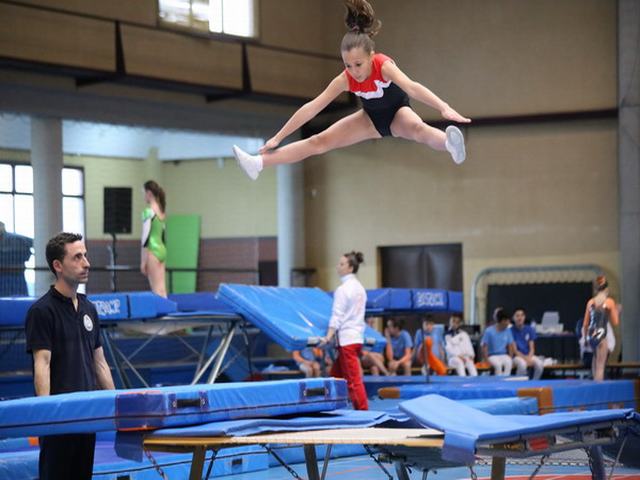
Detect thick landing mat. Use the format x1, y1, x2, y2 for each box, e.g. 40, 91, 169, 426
364, 374, 528, 397
0, 292, 178, 325
384, 379, 638, 411
400, 394, 639, 464
0, 379, 347, 438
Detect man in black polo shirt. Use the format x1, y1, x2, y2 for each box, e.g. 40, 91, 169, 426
25, 232, 115, 480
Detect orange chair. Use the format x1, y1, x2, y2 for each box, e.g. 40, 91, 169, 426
424, 336, 447, 375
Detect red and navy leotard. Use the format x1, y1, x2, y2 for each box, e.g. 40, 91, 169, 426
344, 53, 411, 137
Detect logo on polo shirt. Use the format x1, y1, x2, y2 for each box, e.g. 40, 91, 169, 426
83, 314, 94, 332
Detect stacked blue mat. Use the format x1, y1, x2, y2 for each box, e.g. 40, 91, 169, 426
0, 378, 353, 479
0, 379, 348, 438
1, 377, 638, 477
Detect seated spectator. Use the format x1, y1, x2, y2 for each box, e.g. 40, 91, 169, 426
319, 344, 335, 376
292, 347, 322, 378
444, 314, 477, 377
511, 307, 544, 380
481, 309, 516, 376
385, 318, 413, 376
413, 318, 446, 375
361, 317, 388, 375
361, 346, 389, 376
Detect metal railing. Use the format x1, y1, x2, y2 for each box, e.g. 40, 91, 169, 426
0, 265, 261, 294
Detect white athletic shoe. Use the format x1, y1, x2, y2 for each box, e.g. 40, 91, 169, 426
445, 126, 466, 165
232, 145, 263, 180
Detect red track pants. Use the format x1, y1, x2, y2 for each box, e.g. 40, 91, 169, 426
330, 343, 368, 410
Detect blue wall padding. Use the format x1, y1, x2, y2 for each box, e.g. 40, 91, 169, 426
0, 378, 348, 438
412, 289, 449, 311
400, 394, 637, 464
89, 293, 129, 320
217, 284, 385, 351
448, 291, 464, 312
168, 292, 236, 313
0, 297, 36, 326
368, 289, 464, 312
389, 289, 412, 309
392, 379, 637, 411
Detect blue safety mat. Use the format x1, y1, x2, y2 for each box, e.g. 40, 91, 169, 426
400, 394, 639, 464
461, 397, 539, 415
164, 311, 241, 319
0, 297, 37, 327
364, 374, 527, 397
0, 379, 347, 438
169, 292, 238, 314
0, 441, 268, 480
217, 284, 385, 351
143, 409, 395, 438
0, 292, 179, 326
369, 396, 537, 418
389, 379, 637, 410
366, 375, 527, 386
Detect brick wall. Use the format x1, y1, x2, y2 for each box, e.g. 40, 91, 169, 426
86, 236, 277, 293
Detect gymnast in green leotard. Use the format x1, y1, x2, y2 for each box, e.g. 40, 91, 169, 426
141, 180, 167, 297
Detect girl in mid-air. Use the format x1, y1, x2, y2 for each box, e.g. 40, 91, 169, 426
233, 0, 471, 180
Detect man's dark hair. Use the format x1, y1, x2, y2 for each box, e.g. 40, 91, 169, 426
46, 232, 83, 274
496, 309, 511, 322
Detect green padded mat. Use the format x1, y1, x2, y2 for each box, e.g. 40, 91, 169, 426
166, 215, 200, 293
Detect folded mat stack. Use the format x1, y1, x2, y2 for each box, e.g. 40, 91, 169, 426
0, 378, 348, 438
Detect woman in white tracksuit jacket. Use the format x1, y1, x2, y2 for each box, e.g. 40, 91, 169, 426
444, 314, 477, 377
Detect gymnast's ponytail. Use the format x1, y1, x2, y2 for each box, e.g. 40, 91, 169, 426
341, 0, 381, 54
144, 180, 166, 213
344, 250, 365, 274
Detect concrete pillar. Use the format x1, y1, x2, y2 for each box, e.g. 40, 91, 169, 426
31, 117, 63, 295
145, 147, 163, 185
618, 1, 640, 361
277, 162, 305, 287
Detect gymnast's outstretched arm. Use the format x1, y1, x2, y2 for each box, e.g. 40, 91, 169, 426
381, 61, 470, 124
259, 74, 348, 154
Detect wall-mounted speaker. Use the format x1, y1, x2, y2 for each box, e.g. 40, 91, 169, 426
103, 187, 132, 234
